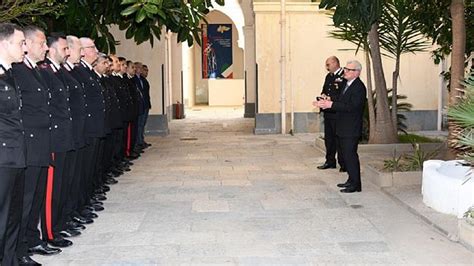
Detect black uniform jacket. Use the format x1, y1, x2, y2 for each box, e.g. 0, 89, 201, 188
330, 77, 367, 138
100, 76, 123, 130
39, 59, 74, 153
123, 75, 140, 120
0, 65, 26, 168
110, 75, 133, 123
59, 65, 86, 149
73, 61, 106, 139
12, 61, 51, 166
321, 68, 346, 119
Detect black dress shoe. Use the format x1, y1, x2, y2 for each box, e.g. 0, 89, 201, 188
66, 221, 86, 231
73, 215, 93, 224
92, 204, 104, 212
337, 181, 351, 188
18, 255, 41, 265
101, 185, 111, 192
317, 163, 337, 170
340, 186, 362, 193
60, 229, 81, 238
80, 210, 98, 219
91, 198, 104, 205
28, 243, 61, 256
339, 167, 347, 172
47, 237, 73, 248
92, 194, 107, 201
105, 178, 118, 185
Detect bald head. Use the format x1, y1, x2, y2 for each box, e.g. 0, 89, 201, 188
325, 56, 340, 73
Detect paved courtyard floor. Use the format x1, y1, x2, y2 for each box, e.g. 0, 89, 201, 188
38, 107, 473, 265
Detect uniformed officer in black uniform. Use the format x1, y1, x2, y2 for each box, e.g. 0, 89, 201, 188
38, 33, 76, 248
93, 54, 120, 187
317, 56, 346, 172
75, 37, 106, 216
125, 60, 145, 159
0, 22, 27, 266
60, 35, 90, 232
13, 26, 61, 265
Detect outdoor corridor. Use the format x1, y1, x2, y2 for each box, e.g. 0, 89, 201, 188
39, 107, 473, 265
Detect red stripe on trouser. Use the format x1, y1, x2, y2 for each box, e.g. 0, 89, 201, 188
45, 153, 55, 240
126, 122, 131, 157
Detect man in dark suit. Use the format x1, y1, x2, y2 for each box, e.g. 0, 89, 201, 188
317, 56, 346, 172
13, 26, 61, 265
316, 60, 367, 193
0, 22, 27, 266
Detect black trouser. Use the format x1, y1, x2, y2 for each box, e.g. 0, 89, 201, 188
17, 166, 47, 258
132, 118, 139, 151
62, 147, 86, 222
324, 116, 344, 168
42, 150, 75, 240
0, 168, 24, 265
81, 138, 100, 208
94, 138, 106, 189
111, 129, 122, 167
102, 133, 115, 180
130, 120, 138, 153
339, 136, 361, 188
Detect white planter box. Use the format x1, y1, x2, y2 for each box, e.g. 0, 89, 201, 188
365, 164, 422, 188
422, 160, 473, 218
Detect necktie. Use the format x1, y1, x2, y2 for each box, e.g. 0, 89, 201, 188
342, 84, 349, 94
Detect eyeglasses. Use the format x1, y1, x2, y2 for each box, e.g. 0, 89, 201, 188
344, 67, 360, 72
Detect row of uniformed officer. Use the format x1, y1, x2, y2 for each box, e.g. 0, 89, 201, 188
0, 23, 150, 265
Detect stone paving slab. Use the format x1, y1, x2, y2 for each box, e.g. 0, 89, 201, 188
37, 107, 473, 265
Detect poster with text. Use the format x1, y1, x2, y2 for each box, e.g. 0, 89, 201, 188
202, 24, 233, 79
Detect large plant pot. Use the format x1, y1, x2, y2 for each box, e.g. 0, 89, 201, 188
422, 160, 473, 218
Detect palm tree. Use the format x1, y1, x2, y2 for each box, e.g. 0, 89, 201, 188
448, 71, 474, 165
378, 0, 429, 133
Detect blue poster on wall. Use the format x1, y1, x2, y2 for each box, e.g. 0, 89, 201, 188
202, 24, 233, 79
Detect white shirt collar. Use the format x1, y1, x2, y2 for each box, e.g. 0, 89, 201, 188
0, 58, 11, 70
25, 55, 38, 68
94, 70, 102, 77
334, 67, 343, 75
65, 61, 75, 70
47, 57, 61, 71
81, 59, 93, 70
346, 78, 356, 88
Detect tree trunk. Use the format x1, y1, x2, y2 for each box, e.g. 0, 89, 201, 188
365, 50, 377, 144
368, 23, 398, 143
448, 0, 466, 158
391, 58, 400, 133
